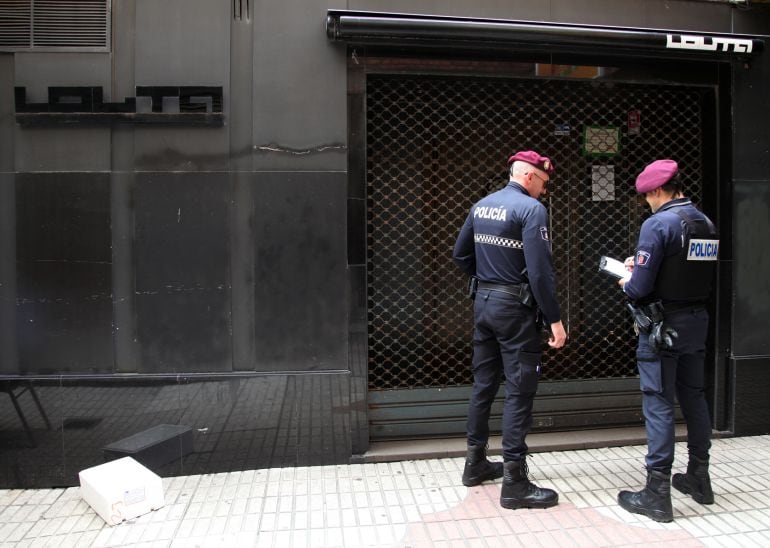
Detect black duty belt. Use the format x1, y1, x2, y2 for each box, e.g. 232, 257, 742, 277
663, 301, 707, 314
477, 281, 527, 299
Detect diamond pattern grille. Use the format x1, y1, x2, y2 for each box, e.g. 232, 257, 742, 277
367, 74, 704, 391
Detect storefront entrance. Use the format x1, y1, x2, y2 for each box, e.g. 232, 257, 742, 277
361, 61, 717, 440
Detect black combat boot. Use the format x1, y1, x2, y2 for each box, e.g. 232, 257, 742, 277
500, 458, 558, 509
461, 444, 503, 487
618, 469, 674, 523
672, 455, 714, 505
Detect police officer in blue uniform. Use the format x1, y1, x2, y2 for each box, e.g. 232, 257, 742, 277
617, 159, 719, 522
453, 150, 567, 510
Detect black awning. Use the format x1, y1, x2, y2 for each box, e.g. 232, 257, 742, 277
326, 10, 764, 61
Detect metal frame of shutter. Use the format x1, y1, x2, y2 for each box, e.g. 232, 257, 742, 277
326, 10, 764, 62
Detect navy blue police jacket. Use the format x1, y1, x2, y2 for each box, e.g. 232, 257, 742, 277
452, 182, 561, 324
623, 198, 717, 305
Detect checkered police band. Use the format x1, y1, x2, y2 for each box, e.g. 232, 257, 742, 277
474, 233, 524, 249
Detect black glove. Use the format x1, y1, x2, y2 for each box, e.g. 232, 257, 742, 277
649, 322, 678, 352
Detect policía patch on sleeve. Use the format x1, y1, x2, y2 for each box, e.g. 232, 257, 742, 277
539, 226, 549, 241
687, 239, 719, 261
636, 250, 651, 267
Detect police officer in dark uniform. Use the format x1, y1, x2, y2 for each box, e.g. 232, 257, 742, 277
453, 150, 567, 510
617, 159, 719, 522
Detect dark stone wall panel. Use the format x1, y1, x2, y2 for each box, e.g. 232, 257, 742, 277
134, 173, 232, 373
349, 263, 368, 454
252, 172, 347, 371
0, 373, 351, 488
0, 379, 63, 488
732, 180, 770, 357
0, 54, 13, 171
135, 294, 233, 373
61, 378, 184, 484
733, 357, 770, 435
733, 54, 770, 181
180, 374, 351, 474
16, 174, 112, 262
15, 174, 113, 374
1, 58, 16, 373
0, 173, 16, 374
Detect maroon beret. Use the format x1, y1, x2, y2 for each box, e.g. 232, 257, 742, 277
635, 159, 678, 193
507, 150, 555, 175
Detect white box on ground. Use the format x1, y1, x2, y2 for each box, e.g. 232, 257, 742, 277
79, 456, 165, 526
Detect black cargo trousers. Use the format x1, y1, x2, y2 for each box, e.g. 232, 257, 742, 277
637, 307, 712, 472
466, 287, 542, 462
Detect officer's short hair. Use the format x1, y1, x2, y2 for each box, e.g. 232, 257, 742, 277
509, 161, 529, 178
660, 173, 682, 195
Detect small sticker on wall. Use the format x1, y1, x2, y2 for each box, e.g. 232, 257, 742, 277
554, 122, 571, 136
592, 165, 616, 201
628, 110, 641, 135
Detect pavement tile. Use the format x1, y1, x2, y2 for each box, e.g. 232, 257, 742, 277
0, 506, 20, 522
4, 436, 770, 547
739, 532, 767, 548
4, 522, 33, 543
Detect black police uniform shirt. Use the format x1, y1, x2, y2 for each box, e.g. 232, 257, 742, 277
453, 181, 561, 324
623, 197, 717, 305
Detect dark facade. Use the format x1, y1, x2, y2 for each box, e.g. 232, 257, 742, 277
1, 0, 769, 488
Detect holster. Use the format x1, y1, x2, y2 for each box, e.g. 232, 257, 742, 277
627, 300, 678, 352
519, 284, 535, 308
535, 306, 544, 331
641, 301, 665, 324
626, 303, 652, 334
467, 276, 479, 300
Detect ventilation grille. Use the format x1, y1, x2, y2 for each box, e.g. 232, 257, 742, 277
0, 0, 110, 50
0, 1, 30, 48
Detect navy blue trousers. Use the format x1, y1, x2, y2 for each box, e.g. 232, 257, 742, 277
636, 308, 712, 473
466, 289, 541, 462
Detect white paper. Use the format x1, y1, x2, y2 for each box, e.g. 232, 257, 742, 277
599, 255, 629, 279
591, 165, 616, 201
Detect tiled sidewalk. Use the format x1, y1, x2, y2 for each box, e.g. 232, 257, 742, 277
1, 436, 769, 547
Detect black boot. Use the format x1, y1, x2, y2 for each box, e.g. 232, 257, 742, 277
461, 444, 503, 487
618, 469, 674, 522
672, 455, 714, 505
500, 459, 558, 509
